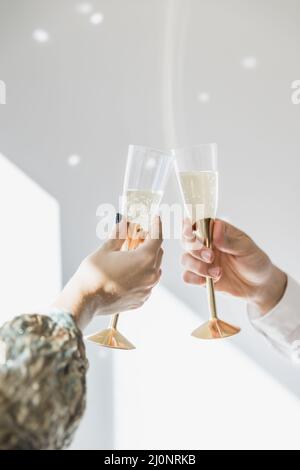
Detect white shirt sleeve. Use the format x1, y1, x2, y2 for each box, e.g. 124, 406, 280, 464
247, 276, 300, 363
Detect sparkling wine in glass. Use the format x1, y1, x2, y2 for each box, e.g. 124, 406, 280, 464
86, 145, 173, 349
174, 144, 241, 340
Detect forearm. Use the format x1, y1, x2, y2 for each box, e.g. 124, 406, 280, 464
52, 274, 94, 330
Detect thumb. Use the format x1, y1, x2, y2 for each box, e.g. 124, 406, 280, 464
213, 219, 254, 255
102, 217, 127, 251
139, 215, 163, 252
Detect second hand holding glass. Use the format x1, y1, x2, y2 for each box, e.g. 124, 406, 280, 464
174, 144, 241, 340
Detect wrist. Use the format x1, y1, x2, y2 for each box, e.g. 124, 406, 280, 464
52, 274, 93, 330
251, 265, 287, 316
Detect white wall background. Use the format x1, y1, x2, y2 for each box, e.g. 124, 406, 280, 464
0, 0, 300, 449
0, 153, 61, 322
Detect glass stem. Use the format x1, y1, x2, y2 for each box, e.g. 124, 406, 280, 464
206, 278, 218, 320
204, 218, 218, 320
110, 314, 119, 329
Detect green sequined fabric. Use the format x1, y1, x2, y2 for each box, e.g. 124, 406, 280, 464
0, 312, 88, 449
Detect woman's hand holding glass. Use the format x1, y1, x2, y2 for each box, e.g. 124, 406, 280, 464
53, 216, 163, 330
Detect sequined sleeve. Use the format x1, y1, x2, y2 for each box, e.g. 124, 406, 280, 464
0, 311, 88, 449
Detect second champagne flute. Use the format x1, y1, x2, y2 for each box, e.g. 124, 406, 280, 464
174, 144, 241, 340
87, 145, 173, 350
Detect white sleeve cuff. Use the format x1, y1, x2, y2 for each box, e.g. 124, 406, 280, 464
247, 276, 300, 361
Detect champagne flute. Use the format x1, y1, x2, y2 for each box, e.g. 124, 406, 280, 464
173, 144, 241, 340
87, 145, 173, 350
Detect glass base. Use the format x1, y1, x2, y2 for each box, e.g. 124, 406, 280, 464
191, 318, 241, 340
86, 328, 136, 350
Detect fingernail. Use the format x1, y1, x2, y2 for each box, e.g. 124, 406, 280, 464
201, 249, 213, 262
116, 213, 123, 224
208, 267, 221, 278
